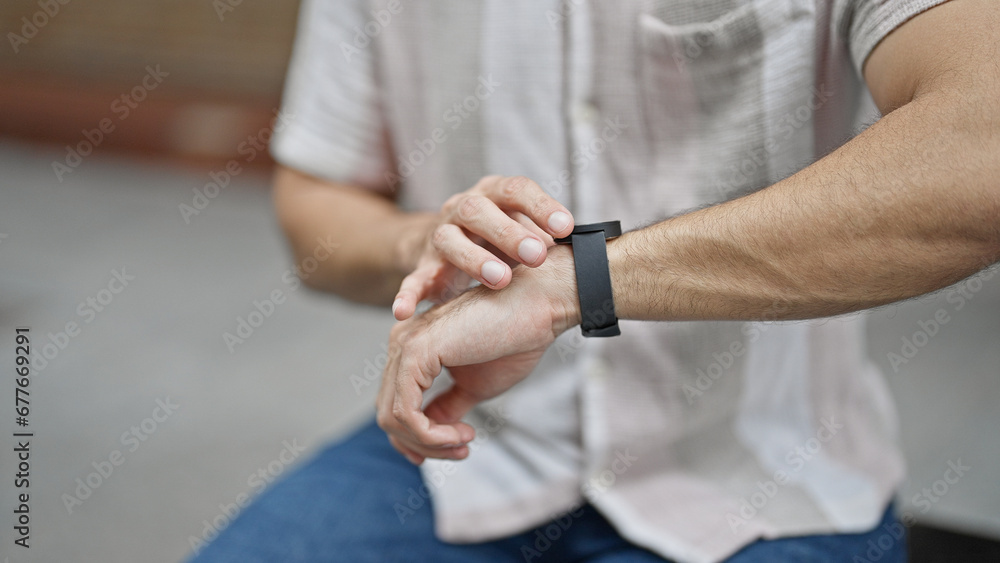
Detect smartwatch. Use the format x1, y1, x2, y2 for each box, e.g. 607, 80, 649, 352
554, 221, 622, 337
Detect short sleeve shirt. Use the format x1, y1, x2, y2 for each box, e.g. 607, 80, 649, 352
272, 1, 947, 561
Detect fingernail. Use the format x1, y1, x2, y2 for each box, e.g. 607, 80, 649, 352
391, 298, 402, 317
548, 211, 571, 233
518, 238, 545, 264
481, 261, 505, 286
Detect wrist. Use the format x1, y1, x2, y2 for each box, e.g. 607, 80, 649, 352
606, 234, 627, 320
529, 244, 581, 335
552, 221, 622, 337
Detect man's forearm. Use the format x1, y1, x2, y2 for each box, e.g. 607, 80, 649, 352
606, 81, 1000, 322
273, 166, 432, 305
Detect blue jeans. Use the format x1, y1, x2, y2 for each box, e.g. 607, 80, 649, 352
189, 420, 906, 562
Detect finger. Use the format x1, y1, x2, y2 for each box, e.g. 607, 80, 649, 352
479, 176, 574, 238
393, 356, 475, 447
387, 435, 425, 465
450, 194, 549, 268
377, 338, 467, 461
510, 211, 555, 246
375, 336, 404, 430
390, 434, 470, 462
393, 262, 440, 321
423, 385, 480, 428
430, 223, 513, 289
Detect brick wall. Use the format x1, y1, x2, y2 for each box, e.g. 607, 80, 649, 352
1, 0, 303, 167
2, 0, 301, 99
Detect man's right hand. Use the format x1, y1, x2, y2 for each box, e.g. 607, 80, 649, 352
391, 175, 574, 320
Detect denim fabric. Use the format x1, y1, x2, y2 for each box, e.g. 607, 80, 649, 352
189, 420, 906, 563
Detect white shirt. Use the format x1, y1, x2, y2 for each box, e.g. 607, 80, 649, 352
272, 1, 946, 561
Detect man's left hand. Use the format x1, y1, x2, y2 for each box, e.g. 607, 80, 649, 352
376, 245, 579, 464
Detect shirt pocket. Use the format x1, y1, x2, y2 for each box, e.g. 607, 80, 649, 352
637, 0, 813, 211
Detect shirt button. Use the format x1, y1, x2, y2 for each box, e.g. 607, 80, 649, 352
572, 102, 599, 125
585, 359, 608, 382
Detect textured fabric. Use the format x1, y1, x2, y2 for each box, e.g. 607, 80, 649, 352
270, 1, 948, 561
188, 420, 907, 563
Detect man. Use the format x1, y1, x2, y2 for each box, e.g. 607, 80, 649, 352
192, 0, 999, 561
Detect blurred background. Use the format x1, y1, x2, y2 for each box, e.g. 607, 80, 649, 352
0, 1, 997, 561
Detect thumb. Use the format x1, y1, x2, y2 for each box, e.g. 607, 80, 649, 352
423, 385, 479, 429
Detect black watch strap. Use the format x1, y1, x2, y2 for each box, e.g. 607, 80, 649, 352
554, 221, 621, 337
